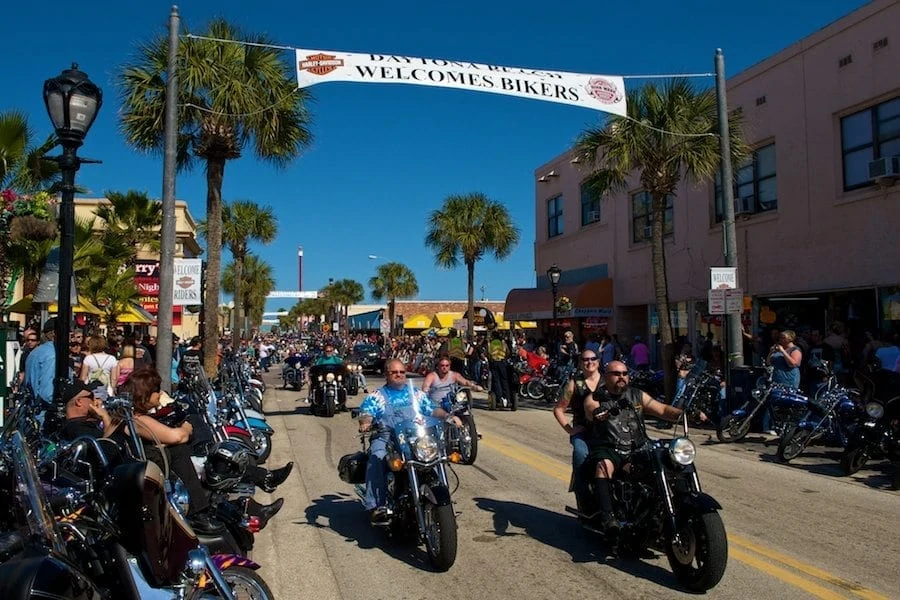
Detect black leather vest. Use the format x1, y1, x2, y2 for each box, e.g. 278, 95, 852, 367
589, 386, 646, 452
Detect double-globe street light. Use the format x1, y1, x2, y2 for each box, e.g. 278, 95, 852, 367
547, 263, 562, 359
43, 64, 102, 400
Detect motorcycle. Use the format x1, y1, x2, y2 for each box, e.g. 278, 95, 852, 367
776, 384, 863, 463
840, 366, 900, 488
630, 368, 665, 401
566, 410, 728, 592
345, 363, 365, 396
339, 406, 461, 572
716, 367, 812, 443
440, 386, 479, 465
281, 360, 306, 391
307, 363, 350, 417
677, 369, 726, 424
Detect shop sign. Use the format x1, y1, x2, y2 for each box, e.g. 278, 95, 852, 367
582, 317, 609, 330
710, 267, 737, 289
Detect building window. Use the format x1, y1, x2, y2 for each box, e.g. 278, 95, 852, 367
580, 183, 601, 226
547, 195, 563, 238
715, 143, 777, 221
631, 191, 673, 243
840, 97, 900, 190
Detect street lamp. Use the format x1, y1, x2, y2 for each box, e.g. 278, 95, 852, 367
547, 264, 562, 358
43, 63, 102, 401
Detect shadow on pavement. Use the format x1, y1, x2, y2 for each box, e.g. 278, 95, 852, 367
302, 493, 435, 571
472, 497, 687, 594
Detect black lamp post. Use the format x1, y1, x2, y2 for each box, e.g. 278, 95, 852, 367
547, 264, 562, 359
43, 64, 102, 400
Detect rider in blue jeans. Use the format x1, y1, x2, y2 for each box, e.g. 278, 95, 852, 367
357, 358, 459, 523
553, 350, 603, 515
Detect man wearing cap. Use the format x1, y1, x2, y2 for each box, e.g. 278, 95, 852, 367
59, 380, 113, 441
25, 318, 59, 407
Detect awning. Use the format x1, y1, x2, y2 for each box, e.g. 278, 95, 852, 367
117, 302, 155, 324
348, 309, 383, 331
403, 314, 432, 329
495, 312, 538, 330
431, 312, 464, 328
4, 294, 104, 315
504, 278, 613, 321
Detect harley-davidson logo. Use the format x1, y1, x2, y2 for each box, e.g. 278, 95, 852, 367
299, 53, 344, 76
177, 276, 195, 289
585, 77, 623, 105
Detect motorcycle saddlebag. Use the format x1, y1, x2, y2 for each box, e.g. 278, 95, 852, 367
338, 451, 367, 484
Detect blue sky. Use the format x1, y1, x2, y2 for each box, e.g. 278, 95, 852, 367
5, 0, 868, 311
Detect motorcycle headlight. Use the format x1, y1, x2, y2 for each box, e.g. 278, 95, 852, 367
865, 402, 884, 419
668, 437, 696, 466
455, 390, 468, 403
413, 434, 440, 462
317, 375, 323, 382
326, 373, 335, 383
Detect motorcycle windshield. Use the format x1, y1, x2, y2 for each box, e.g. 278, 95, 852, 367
392, 416, 444, 459
9, 431, 67, 556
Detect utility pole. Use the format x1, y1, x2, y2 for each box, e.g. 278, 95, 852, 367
715, 48, 744, 368
157, 5, 180, 391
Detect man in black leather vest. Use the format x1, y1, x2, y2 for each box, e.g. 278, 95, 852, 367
585, 360, 694, 536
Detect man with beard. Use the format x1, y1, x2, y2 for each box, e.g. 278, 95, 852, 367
583, 360, 700, 536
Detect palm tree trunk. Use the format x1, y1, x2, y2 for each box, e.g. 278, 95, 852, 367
203, 157, 225, 376
388, 297, 395, 337
466, 261, 475, 341
651, 194, 676, 403
232, 253, 243, 351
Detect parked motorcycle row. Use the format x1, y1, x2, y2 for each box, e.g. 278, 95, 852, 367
0, 352, 282, 599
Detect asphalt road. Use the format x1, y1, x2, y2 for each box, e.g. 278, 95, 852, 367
251, 374, 898, 600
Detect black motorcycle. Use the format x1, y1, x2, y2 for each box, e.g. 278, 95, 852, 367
281, 358, 306, 391
307, 363, 350, 417
566, 410, 728, 592
340, 410, 460, 571
440, 385, 479, 465
840, 367, 900, 488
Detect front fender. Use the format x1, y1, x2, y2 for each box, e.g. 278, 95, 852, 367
211, 553, 260, 571
246, 417, 274, 435
420, 483, 453, 506
680, 492, 722, 513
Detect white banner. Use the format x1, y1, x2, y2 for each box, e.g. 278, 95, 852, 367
173, 258, 202, 306
295, 49, 627, 116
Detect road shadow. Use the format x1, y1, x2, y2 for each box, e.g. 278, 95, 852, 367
301, 493, 435, 571
472, 497, 690, 594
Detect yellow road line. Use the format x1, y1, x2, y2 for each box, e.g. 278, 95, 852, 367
479, 434, 889, 600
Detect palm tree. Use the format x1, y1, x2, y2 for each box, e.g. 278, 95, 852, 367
223, 254, 274, 334
324, 278, 364, 330
575, 78, 749, 399
368, 263, 418, 336
219, 200, 276, 347
425, 193, 520, 340
0, 110, 59, 191
118, 19, 313, 374
93, 190, 162, 266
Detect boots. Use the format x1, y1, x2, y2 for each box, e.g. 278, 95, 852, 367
592, 478, 620, 538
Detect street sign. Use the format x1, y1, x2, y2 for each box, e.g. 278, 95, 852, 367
708, 289, 726, 315
710, 267, 737, 289
725, 288, 744, 314
380, 318, 390, 335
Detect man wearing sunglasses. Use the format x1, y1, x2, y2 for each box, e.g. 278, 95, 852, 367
357, 358, 458, 523
577, 360, 702, 536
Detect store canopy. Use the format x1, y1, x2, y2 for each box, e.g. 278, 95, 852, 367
495, 311, 538, 330
504, 279, 613, 321
117, 303, 155, 324
431, 312, 464, 328
4, 294, 103, 315
403, 314, 432, 329
348, 309, 383, 331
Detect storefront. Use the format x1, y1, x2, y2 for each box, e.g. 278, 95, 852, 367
504, 279, 613, 342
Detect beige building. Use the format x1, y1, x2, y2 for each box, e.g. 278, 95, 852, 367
510, 0, 900, 362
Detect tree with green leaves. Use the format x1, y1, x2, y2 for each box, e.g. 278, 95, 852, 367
575, 78, 749, 399
94, 190, 162, 266
369, 263, 418, 336
118, 19, 313, 374
0, 110, 59, 191
322, 278, 365, 331
223, 253, 274, 334
219, 199, 277, 347
425, 192, 520, 340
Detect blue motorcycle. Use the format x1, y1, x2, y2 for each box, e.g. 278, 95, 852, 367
716, 367, 811, 443
776, 384, 863, 462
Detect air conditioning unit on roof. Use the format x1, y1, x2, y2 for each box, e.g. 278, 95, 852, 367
587, 210, 600, 222
868, 156, 900, 182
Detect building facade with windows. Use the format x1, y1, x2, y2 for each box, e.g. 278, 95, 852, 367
510, 0, 900, 363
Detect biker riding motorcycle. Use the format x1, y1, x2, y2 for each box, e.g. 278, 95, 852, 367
315, 343, 343, 366
582, 360, 702, 536
422, 353, 484, 405
357, 359, 458, 523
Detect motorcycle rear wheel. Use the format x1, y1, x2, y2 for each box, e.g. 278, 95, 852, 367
840, 445, 869, 475
424, 503, 457, 572
459, 415, 478, 465
666, 510, 728, 593
716, 413, 751, 443
524, 379, 545, 400
777, 426, 810, 463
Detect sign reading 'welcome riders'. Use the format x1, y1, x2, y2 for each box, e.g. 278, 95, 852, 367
295, 49, 627, 115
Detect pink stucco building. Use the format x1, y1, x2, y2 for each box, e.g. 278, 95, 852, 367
507, 0, 900, 363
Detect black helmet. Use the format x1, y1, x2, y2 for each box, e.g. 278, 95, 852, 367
205, 440, 251, 490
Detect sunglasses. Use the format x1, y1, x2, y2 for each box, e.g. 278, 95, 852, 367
607, 370, 629, 377
389, 370, 406, 375
581, 356, 599, 362
27, 338, 39, 342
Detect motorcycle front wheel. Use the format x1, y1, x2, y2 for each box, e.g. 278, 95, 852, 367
777, 426, 811, 463
524, 379, 545, 400
247, 393, 263, 414
423, 502, 457, 572
459, 415, 478, 464
253, 431, 273, 463
840, 444, 869, 475
214, 565, 274, 600
666, 510, 728, 593
716, 412, 752, 443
